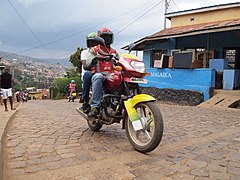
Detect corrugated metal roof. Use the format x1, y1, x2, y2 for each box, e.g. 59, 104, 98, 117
122, 19, 240, 50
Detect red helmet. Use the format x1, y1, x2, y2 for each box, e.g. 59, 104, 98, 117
97, 28, 114, 45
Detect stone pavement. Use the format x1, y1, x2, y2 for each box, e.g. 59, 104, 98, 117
0, 102, 21, 180
0, 102, 20, 142
1, 100, 240, 180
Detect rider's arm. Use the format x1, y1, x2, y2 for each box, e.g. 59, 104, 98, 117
81, 49, 90, 70
86, 48, 98, 69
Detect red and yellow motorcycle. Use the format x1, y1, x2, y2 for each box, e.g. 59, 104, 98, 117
77, 38, 163, 153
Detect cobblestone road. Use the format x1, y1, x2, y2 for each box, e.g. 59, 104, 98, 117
2, 100, 240, 180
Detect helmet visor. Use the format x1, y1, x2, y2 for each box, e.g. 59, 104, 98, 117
87, 39, 99, 48
101, 34, 113, 45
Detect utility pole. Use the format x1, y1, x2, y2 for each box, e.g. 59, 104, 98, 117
164, 0, 170, 29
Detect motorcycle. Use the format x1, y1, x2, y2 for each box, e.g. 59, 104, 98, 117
77, 38, 163, 153
68, 90, 76, 102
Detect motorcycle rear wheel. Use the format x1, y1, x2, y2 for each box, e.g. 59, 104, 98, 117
125, 101, 163, 153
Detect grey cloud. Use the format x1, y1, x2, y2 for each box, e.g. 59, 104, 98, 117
0, 0, 238, 59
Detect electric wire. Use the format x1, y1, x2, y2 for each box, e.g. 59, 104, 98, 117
115, 0, 165, 35
171, 0, 180, 11
10, 0, 161, 57
7, 0, 53, 58
62, 0, 165, 58
112, 0, 161, 33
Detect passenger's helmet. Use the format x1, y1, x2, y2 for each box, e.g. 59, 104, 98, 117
71, 80, 75, 83
97, 28, 114, 45
86, 32, 97, 48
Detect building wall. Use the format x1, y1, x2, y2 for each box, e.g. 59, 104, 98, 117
140, 68, 215, 100
171, 7, 240, 27
141, 30, 240, 101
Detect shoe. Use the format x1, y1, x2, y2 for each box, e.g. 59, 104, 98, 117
79, 103, 91, 113
88, 107, 99, 118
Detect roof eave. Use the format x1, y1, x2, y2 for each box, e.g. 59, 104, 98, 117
122, 25, 240, 51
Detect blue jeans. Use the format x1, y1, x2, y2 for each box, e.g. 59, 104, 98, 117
91, 73, 104, 108
82, 71, 92, 100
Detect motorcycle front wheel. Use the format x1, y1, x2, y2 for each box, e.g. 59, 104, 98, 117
125, 101, 163, 153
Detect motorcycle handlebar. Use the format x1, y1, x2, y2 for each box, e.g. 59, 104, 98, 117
98, 52, 119, 61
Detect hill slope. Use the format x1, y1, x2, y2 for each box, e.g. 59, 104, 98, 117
0, 51, 71, 67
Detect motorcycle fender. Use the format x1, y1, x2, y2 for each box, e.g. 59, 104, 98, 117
124, 94, 156, 131
127, 94, 156, 107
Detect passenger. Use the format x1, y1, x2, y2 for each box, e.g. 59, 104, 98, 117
79, 32, 99, 113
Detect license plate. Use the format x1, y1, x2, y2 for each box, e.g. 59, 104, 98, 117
130, 77, 148, 84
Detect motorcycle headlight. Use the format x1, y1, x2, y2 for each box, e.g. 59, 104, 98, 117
130, 61, 146, 73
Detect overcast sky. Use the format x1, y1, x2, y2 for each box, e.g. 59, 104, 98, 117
0, 0, 238, 59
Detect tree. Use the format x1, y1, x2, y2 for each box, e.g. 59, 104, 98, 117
69, 47, 84, 75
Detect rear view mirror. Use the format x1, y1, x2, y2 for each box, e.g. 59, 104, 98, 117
128, 43, 135, 53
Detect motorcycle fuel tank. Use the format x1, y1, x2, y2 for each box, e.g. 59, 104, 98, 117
104, 70, 122, 92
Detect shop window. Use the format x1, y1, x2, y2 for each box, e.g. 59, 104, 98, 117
224, 49, 236, 69
184, 48, 215, 68
152, 50, 167, 68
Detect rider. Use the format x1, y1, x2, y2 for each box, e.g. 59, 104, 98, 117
66, 80, 76, 97
79, 32, 98, 113
87, 28, 119, 118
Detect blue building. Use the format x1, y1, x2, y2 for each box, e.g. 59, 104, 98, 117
122, 2, 240, 104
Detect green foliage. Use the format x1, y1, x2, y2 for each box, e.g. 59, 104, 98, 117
52, 77, 82, 99
49, 47, 85, 99
69, 47, 84, 74
49, 86, 59, 99
54, 92, 64, 100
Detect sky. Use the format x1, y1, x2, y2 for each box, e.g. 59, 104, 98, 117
0, 0, 239, 59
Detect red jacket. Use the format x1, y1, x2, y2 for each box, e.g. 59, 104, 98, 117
89, 45, 119, 73
68, 83, 76, 92
91, 45, 118, 57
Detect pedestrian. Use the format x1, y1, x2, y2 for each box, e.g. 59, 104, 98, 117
0, 66, 16, 111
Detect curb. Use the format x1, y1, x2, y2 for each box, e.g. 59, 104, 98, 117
0, 103, 22, 180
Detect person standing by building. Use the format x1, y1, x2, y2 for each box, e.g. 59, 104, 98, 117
0, 66, 16, 111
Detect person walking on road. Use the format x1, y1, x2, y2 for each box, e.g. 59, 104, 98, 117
0, 66, 16, 111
